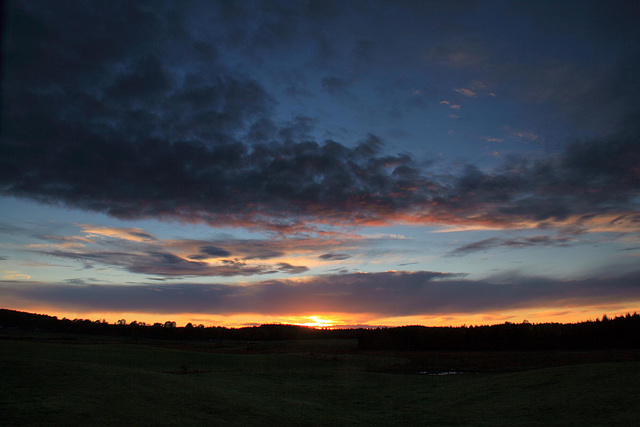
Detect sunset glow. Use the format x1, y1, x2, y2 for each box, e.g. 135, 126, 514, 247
294, 316, 337, 329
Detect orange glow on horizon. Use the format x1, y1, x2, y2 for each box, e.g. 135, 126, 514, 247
5, 303, 640, 329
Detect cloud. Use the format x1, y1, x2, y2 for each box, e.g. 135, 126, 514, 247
449, 238, 501, 255
454, 88, 477, 97
503, 126, 539, 143
1, 0, 639, 236
319, 253, 351, 261
3, 269, 639, 316
41, 248, 308, 278
359, 233, 408, 240
26, 225, 374, 278
275, 262, 309, 274
481, 136, 503, 143
198, 246, 233, 258
426, 137, 640, 232
449, 235, 574, 256
3, 271, 30, 281
63, 278, 103, 285
78, 225, 156, 242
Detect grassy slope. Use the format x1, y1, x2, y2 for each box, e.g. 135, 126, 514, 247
1, 339, 639, 426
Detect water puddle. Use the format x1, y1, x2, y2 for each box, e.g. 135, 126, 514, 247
419, 371, 463, 375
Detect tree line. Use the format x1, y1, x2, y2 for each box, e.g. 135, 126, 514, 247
356, 314, 640, 351
0, 309, 352, 341
1, 309, 639, 350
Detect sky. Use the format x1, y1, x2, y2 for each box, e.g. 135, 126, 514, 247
1, 0, 639, 328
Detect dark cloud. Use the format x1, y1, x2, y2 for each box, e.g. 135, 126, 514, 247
209, 240, 288, 260
430, 137, 640, 230
199, 246, 232, 258
3, 269, 639, 316
127, 230, 156, 241
450, 238, 501, 255
275, 263, 309, 274
1, 0, 639, 235
1, 0, 425, 232
502, 235, 572, 248
450, 235, 574, 256
319, 253, 351, 261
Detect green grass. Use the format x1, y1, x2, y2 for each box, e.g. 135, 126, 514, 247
2, 339, 639, 426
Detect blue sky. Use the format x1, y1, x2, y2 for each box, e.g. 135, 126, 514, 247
1, 0, 639, 327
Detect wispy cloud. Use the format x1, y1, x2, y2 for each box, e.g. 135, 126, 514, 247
449, 235, 574, 256
454, 88, 477, 97
504, 126, 539, 142
2, 271, 30, 281
24, 226, 381, 278
41, 249, 309, 278
481, 136, 503, 143
78, 225, 156, 242
319, 253, 351, 261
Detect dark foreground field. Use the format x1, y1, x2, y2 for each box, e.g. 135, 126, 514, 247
2, 334, 639, 426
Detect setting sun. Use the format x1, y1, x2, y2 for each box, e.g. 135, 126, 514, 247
297, 316, 336, 329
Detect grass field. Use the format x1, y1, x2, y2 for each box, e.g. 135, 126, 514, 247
2, 336, 639, 426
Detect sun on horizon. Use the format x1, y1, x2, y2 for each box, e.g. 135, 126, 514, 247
294, 316, 337, 329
